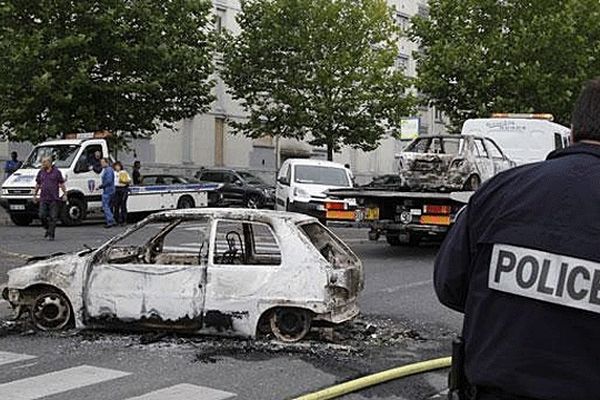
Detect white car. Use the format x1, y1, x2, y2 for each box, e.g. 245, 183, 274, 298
2, 209, 363, 342
275, 159, 355, 221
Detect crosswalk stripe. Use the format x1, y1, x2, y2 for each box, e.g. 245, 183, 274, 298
0, 351, 36, 367
0, 365, 131, 400
124, 383, 236, 400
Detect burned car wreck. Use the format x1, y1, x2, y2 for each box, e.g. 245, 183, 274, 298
2, 209, 363, 342
398, 135, 515, 191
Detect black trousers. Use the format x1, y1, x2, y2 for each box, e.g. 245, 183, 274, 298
113, 187, 129, 224
39, 201, 60, 238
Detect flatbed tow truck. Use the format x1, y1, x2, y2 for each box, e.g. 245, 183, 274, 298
326, 188, 473, 246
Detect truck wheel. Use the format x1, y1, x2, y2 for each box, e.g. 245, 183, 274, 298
61, 198, 86, 226
269, 308, 312, 342
10, 214, 32, 226
386, 232, 420, 247
177, 196, 195, 209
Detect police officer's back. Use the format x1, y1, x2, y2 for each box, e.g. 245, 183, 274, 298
434, 79, 600, 400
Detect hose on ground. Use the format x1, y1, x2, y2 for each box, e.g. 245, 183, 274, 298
292, 356, 452, 400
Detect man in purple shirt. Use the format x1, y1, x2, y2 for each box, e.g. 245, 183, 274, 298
34, 156, 67, 241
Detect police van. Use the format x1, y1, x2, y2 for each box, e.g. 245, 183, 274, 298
461, 114, 571, 165
0, 132, 219, 226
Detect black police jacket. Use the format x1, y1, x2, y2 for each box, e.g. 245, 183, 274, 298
434, 143, 600, 400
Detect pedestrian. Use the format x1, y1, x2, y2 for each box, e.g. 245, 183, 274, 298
112, 161, 131, 226
4, 151, 22, 179
97, 158, 116, 228
33, 156, 67, 241
132, 160, 142, 185
434, 78, 600, 400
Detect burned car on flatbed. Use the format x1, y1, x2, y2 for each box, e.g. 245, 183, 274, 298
2, 209, 363, 342
398, 134, 515, 191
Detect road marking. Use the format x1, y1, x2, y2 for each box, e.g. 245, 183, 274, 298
0, 351, 36, 367
0, 247, 31, 260
124, 383, 236, 400
0, 365, 131, 400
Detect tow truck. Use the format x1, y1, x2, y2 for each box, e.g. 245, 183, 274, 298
326, 188, 472, 246
0, 131, 220, 226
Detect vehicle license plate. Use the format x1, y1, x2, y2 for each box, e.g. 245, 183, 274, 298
365, 207, 380, 220
10, 204, 26, 211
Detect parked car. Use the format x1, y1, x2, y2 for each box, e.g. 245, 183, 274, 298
2, 209, 363, 342
138, 174, 223, 208
275, 159, 355, 221
195, 168, 275, 209
398, 135, 516, 191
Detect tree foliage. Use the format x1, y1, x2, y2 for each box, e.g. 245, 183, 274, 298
0, 0, 216, 143
221, 0, 414, 160
411, 0, 600, 129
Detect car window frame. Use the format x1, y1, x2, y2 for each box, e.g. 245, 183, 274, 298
209, 218, 283, 267
484, 138, 505, 160
473, 139, 489, 158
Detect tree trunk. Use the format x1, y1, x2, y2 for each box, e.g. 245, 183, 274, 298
327, 143, 334, 161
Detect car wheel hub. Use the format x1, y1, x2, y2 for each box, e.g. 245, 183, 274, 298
32, 293, 71, 331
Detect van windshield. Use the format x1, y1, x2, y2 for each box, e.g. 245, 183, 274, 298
294, 165, 350, 186
23, 145, 80, 169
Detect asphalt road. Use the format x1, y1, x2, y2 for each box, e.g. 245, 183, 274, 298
0, 218, 462, 400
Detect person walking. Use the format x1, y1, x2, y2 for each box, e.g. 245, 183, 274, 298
113, 161, 131, 226
4, 151, 22, 179
132, 160, 142, 185
435, 78, 600, 400
33, 156, 67, 241
98, 158, 116, 228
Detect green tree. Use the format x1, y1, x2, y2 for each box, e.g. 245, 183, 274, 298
0, 0, 216, 144
411, 0, 600, 129
221, 0, 414, 161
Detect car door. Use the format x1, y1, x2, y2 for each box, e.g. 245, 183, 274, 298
202, 219, 282, 335
72, 143, 104, 200
84, 218, 210, 328
473, 138, 494, 180
484, 138, 513, 173
275, 162, 291, 210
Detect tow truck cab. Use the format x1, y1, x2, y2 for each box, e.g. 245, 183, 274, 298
1, 133, 110, 226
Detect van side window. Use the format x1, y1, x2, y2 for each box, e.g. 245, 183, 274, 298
75, 144, 103, 174
554, 133, 564, 149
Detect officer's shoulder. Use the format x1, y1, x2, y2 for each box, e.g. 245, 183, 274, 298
469, 162, 543, 207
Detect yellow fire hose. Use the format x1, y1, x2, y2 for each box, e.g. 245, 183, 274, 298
292, 356, 452, 400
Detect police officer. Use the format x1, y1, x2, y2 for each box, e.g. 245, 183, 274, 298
435, 78, 600, 400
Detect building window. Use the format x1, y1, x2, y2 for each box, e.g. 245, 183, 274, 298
396, 12, 410, 31
434, 108, 444, 122
396, 54, 409, 71
215, 8, 225, 32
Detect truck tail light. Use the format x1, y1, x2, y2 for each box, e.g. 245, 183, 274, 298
423, 205, 451, 215
326, 202, 346, 210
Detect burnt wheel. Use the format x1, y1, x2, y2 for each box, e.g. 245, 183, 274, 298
31, 291, 73, 331
269, 308, 312, 342
463, 175, 481, 191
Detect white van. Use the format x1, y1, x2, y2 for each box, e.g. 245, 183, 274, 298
275, 159, 354, 221
461, 115, 571, 165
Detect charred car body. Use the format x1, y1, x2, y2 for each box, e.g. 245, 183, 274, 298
2, 209, 363, 342
398, 135, 515, 191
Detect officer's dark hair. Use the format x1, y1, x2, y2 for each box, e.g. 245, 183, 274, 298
572, 78, 600, 142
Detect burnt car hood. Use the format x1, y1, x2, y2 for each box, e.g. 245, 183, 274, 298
7, 252, 88, 289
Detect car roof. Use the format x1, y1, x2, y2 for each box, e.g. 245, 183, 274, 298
284, 158, 347, 168
414, 134, 483, 140
152, 208, 316, 224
